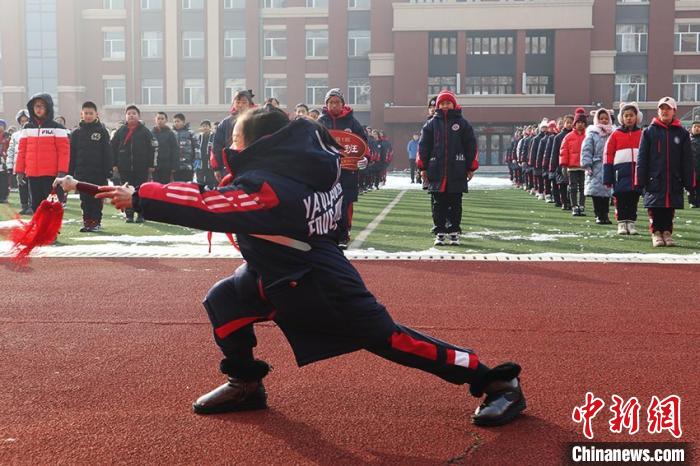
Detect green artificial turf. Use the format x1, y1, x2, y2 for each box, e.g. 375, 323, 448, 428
358, 188, 700, 254
4, 187, 700, 254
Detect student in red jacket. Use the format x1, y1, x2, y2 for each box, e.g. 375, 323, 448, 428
15, 93, 70, 212
559, 109, 588, 216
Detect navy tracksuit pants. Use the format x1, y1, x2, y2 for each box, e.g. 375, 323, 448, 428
202, 263, 488, 388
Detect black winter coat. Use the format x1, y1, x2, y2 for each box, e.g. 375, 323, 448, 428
69, 120, 112, 182
418, 108, 477, 193
548, 128, 571, 172
111, 123, 156, 174
691, 134, 700, 173
636, 118, 694, 209
152, 126, 179, 173
174, 124, 200, 171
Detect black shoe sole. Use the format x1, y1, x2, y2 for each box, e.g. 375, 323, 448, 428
471, 396, 527, 427
192, 396, 268, 415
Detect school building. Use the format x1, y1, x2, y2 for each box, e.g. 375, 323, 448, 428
2, 0, 700, 167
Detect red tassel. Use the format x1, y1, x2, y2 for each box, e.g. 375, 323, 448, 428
9, 193, 64, 265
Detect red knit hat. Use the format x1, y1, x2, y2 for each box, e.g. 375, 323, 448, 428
574, 107, 587, 125
435, 91, 459, 109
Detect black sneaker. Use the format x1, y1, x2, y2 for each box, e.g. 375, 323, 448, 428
193, 379, 268, 415
448, 233, 460, 245
434, 233, 446, 246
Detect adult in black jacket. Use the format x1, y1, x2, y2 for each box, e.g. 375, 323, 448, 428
635, 97, 694, 246
418, 91, 477, 246
69, 101, 111, 232
211, 90, 254, 182
152, 112, 179, 184
110, 104, 156, 223
317, 88, 368, 248
77, 107, 525, 427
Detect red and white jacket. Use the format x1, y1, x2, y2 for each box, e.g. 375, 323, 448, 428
15, 93, 70, 177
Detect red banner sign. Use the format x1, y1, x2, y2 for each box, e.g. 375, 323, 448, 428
329, 129, 368, 171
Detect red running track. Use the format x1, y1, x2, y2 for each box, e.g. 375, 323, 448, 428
1, 258, 697, 465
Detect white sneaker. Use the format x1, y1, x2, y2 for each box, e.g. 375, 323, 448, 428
652, 231, 665, 247
545, 194, 554, 203
662, 231, 675, 247
434, 233, 446, 246
617, 222, 629, 235
627, 221, 638, 235
537, 193, 545, 200
448, 233, 460, 245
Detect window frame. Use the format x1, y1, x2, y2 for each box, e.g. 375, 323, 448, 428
183, 78, 206, 105
104, 79, 126, 106
306, 29, 329, 58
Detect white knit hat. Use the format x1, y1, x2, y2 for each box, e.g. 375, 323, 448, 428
618, 101, 643, 126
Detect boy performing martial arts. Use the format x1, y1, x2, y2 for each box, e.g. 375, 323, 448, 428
55, 107, 526, 427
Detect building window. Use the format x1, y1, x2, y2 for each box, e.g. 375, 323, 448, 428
675, 24, 700, 53
431, 35, 457, 56
428, 76, 457, 95
306, 78, 328, 106
348, 30, 371, 57
306, 0, 328, 7
224, 78, 246, 103
104, 79, 126, 105
616, 24, 648, 53
348, 0, 370, 8
183, 31, 205, 59
104, 0, 125, 9
264, 0, 286, 8
182, 0, 203, 9
467, 35, 514, 55
526, 75, 551, 94
348, 78, 371, 105
141, 78, 163, 105
224, 30, 246, 58
525, 35, 549, 55
141, 31, 163, 59
264, 31, 287, 58
674, 73, 700, 102
464, 76, 514, 95
103, 31, 125, 60
25, 0, 58, 101
615, 74, 647, 102
306, 30, 329, 58
183, 79, 205, 104
141, 0, 162, 9
264, 78, 287, 105
224, 0, 245, 8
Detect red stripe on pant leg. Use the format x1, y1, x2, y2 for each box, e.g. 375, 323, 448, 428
215, 312, 274, 339
389, 332, 437, 360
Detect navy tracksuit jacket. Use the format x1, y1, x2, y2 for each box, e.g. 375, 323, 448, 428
131, 118, 486, 389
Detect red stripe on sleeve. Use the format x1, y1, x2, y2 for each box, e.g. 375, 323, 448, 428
389, 332, 437, 361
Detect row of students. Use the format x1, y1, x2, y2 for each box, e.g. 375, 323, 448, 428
507, 97, 695, 247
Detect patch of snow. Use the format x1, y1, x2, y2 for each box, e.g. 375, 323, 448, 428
383, 173, 511, 191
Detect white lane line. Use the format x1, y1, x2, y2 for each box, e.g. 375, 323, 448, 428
349, 189, 408, 250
